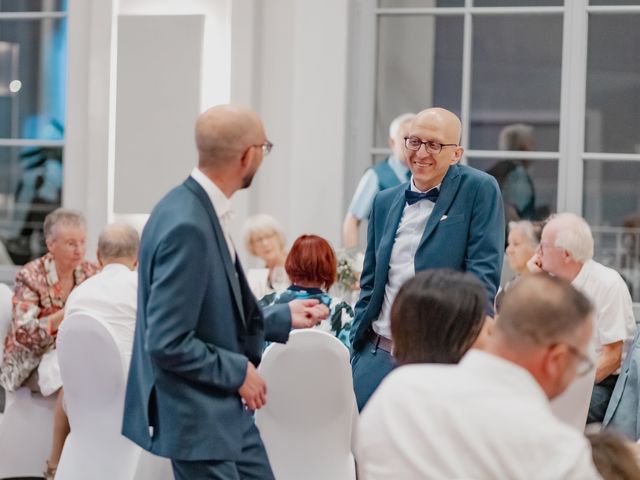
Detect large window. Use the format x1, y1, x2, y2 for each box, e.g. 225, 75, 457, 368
349, 0, 640, 303
0, 0, 67, 266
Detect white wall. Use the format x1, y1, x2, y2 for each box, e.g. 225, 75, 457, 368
65, 0, 350, 262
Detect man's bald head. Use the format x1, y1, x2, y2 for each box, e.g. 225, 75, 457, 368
195, 105, 265, 169
97, 223, 139, 265
413, 107, 462, 145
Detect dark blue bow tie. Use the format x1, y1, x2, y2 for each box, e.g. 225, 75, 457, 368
405, 188, 440, 205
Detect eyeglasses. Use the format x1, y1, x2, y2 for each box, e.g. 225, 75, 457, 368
565, 343, 594, 377
252, 140, 274, 156
405, 136, 458, 155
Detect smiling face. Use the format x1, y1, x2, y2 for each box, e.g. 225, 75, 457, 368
405, 108, 464, 191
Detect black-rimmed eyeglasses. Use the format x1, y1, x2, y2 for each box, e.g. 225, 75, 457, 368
404, 136, 458, 155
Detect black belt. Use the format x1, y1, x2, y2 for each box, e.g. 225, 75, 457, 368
367, 330, 393, 354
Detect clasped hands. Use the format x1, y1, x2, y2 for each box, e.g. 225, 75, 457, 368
238, 298, 329, 410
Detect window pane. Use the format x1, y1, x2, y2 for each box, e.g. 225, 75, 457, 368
470, 15, 562, 151
467, 157, 557, 222
375, 15, 463, 147
378, 0, 464, 7
474, 0, 562, 6
590, 0, 640, 5
0, 18, 67, 139
585, 14, 640, 154
0, 145, 62, 265
0, 0, 66, 12
584, 160, 640, 302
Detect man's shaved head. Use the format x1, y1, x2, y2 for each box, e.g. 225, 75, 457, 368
195, 105, 265, 169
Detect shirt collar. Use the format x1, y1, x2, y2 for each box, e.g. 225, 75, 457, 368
190, 167, 234, 222
101, 263, 132, 273
571, 259, 593, 289
410, 179, 441, 194
459, 350, 549, 405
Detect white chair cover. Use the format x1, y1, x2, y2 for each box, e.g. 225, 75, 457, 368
55, 312, 141, 480
0, 282, 12, 362
0, 282, 58, 478
0, 387, 56, 478
133, 449, 174, 480
256, 329, 358, 480
550, 344, 597, 430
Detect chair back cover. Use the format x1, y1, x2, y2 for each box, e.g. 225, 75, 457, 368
550, 343, 597, 430
0, 282, 12, 361
256, 329, 357, 480
55, 312, 141, 480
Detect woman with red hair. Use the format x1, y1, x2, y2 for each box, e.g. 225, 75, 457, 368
259, 234, 353, 348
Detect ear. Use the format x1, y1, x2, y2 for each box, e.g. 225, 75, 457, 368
239, 145, 254, 171
452, 146, 464, 164
97, 251, 105, 267
542, 343, 568, 380
388, 137, 395, 150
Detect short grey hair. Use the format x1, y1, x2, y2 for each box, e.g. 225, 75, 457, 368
43, 208, 86, 241
499, 123, 535, 151
389, 112, 416, 139
549, 213, 594, 263
497, 273, 593, 347
508, 220, 542, 248
242, 214, 286, 256
98, 223, 140, 261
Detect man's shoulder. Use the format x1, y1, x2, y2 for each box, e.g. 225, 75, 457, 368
585, 260, 627, 289
373, 182, 406, 206
457, 163, 498, 186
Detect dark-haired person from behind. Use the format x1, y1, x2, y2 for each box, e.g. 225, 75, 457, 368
390, 269, 487, 365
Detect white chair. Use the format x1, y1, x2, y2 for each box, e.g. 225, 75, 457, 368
255, 329, 358, 480
55, 312, 141, 480
133, 449, 174, 480
0, 282, 58, 478
550, 344, 598, 430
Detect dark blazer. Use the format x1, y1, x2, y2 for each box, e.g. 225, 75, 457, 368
122, 177, 291, 461
350, 163, 505, 351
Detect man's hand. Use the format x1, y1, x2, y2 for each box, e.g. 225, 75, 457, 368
527, 253, 544, 273
238, 362, 266, 410
289, 299, 330, 329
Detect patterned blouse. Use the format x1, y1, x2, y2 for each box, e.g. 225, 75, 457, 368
0, 253, 98, 391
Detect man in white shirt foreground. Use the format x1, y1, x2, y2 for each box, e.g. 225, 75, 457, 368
64, 222, 139, 373
529, 212, 636, 423
356, 274, 601, 480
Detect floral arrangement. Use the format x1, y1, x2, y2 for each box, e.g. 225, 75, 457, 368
332, 248, 365, 302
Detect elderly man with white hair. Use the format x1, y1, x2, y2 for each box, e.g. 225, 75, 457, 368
342, 112, 415, 248
530, 212, 636, 423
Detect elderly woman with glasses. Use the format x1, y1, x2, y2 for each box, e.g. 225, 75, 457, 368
0, 208, 98, 479
242, 214, 289, 297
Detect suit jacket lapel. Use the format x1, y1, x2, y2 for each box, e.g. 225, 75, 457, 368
184, 177, 246, 327
376, 189, 407, 280
418, 164, 462, 250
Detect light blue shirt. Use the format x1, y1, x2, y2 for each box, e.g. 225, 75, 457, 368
348, 155, 409, 220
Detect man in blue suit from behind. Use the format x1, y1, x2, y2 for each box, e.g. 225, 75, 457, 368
350, 107, 505, 410
122, 105, 329, 479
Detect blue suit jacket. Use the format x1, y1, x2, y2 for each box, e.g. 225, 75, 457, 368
122, 177, 291, 461
603, 329, 640, 441
351, 163, 505, 351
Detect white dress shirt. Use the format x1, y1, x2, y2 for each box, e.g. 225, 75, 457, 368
64, 263, 138, 375
356, 350, 602, 480
191, 167, 235, 259
572, 259, 636, 372
372, 179, 437, 338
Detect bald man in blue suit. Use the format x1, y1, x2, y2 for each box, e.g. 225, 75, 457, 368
122, 105, 328, 479
350, 108, 505, 410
